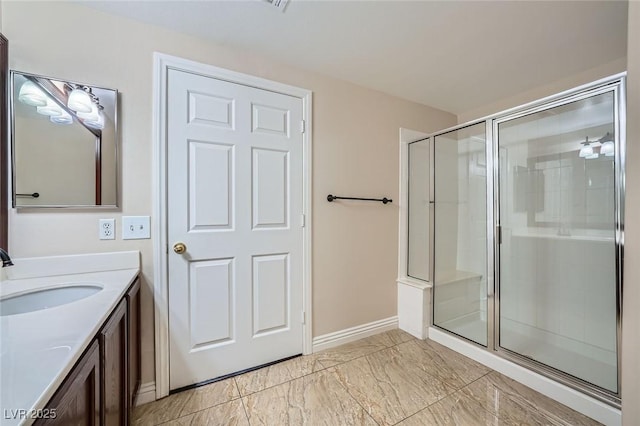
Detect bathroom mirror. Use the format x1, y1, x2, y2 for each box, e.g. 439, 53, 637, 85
10, 71, 118, 208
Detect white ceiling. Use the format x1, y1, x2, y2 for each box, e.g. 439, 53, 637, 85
81, 0, 628, 115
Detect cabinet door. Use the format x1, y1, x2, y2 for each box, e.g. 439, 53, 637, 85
127, 278, 141, 408
100, 299, 127, 426
34, 340, 100, 426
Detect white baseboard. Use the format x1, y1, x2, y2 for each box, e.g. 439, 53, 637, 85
312, 316, 398, 352
428, 327, 621, 426
135, 381, 157, 406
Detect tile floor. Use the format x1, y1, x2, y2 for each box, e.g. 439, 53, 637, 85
133, 329, 602, 425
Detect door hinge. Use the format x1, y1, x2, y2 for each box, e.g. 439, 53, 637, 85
301, 311, 306, 324
300, 214, 305, 227
300, 120, 306, 134
497, 225, 502, 244
166, 243, 169, 254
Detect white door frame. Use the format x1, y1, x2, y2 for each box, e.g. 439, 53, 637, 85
152, 53, 313, 399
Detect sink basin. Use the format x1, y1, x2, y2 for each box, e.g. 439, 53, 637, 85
0, 284, 103, 316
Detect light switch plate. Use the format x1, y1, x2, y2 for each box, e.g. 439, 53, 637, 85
122, 216, 151, 240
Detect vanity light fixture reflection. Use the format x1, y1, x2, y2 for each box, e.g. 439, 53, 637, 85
85, 110, 104, 130
601, 140, 615, 157
77, 103, 98, 121
578, 137, 594, 158
18, 81, 47, 107
50, 110, 73, 125
599, 132, 615, 157
11, 70, 119, 208
77, 103, 104, 130
36, 99, 62, 117
18, 80, 106, 130
67, 88, 92, 113
578, 133, 615, 159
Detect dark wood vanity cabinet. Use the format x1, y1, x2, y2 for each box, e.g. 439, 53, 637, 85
100, 300, 128, 425
35, 340, 101, 426
35, 278, 140, 426
126, 279, 141, 408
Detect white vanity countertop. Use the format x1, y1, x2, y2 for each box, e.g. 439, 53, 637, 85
0, 251, 140, 426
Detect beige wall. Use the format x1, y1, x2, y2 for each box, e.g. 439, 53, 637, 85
1, 1, 456, 387
457, 57, 627, 124
622, 1, 639, 423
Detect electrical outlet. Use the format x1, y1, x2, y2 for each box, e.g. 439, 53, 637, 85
99, 219, 115, 240
122, 216, 151, 240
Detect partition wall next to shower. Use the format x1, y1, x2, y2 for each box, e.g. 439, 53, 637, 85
407, 75, 624, 404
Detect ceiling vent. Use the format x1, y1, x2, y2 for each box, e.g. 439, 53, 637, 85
264, 0, 290, 12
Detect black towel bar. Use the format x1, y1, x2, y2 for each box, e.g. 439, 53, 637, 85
327, 194, 392, 204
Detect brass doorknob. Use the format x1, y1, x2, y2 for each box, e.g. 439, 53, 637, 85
173, 242, 187, 254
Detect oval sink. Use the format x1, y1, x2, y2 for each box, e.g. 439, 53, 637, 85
0, 284, 103, 316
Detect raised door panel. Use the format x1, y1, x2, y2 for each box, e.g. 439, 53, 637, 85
252, 254, 289, 337
189, 259, 235, 349
34, 340, 100, 426
251, 103, 289, 137
188, 141, 234, 231
188, 91, 234, 129
252, 148, 289, 229
100, 300, 127, 426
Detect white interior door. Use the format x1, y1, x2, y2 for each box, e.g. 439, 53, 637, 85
167, 68, 304, 389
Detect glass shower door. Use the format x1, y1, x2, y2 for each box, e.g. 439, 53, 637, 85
433, 122, 488, 346
497, 90, 619, 393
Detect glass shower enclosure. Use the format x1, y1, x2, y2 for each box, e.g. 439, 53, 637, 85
429, 76, 624, 402
432, 123, 488, 346
495, 86, 622, 396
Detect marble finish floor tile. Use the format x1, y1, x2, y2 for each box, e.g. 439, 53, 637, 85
460, 372, 602, 426
315, 330, 412, 368
235, 354, 325, 396
398, 390, 501, 426
383, 328, 416, 346
133, 392, 191, 426
243, 368, 377, 425
134, 331, 603, 426
161, 399, 249, 426
178, 378, 240, 417
333, 345, 458, 425
132, 378, 239, 425
407, 339, 491, 388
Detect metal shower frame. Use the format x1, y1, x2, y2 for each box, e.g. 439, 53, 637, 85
423, 73, 626, 407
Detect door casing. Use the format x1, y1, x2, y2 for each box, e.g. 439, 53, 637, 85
152, 53, 313, 399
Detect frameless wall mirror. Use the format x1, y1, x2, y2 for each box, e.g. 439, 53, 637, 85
10, 71, 118, 208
